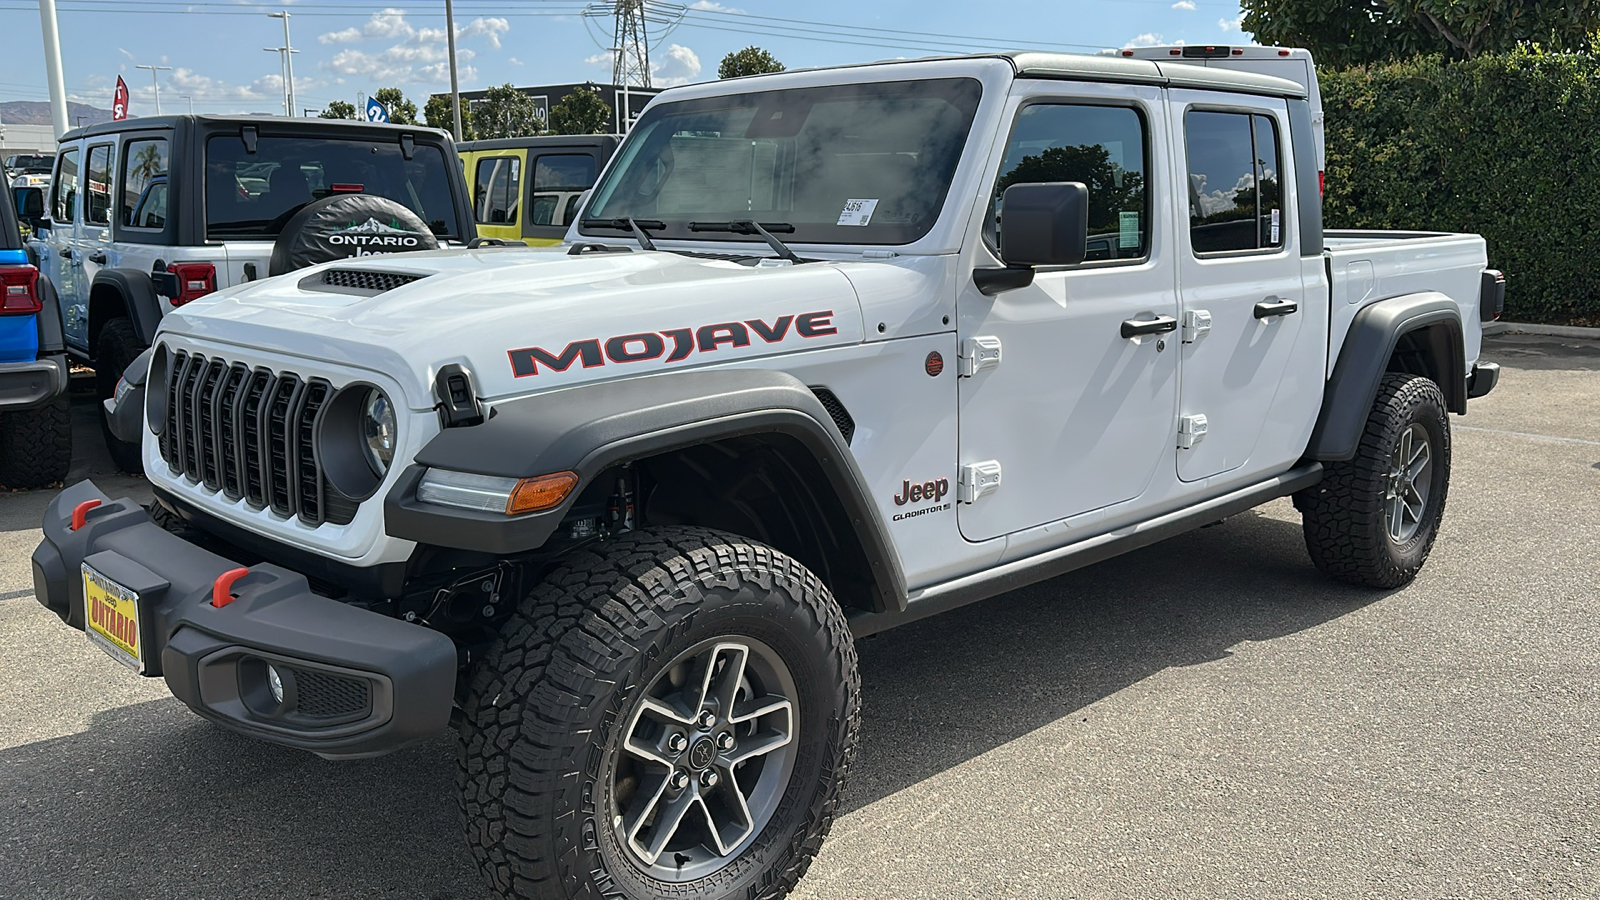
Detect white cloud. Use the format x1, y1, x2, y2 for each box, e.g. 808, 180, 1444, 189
508, 57, 524, 66
1172, 0, 1196, 8
315, 9, 507, 87
689, 0, 745, 11
1219, 13, 1244, 31
1125, 33, 1163, 48
651, 43, 702, 87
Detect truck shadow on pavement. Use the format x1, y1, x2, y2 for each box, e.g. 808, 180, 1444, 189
0, 507, 1386, 900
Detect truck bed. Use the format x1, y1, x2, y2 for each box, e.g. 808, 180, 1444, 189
1324, 229, 1489, 374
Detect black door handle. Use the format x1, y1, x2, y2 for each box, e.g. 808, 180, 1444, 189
1121, 315, 1179, 339
1254, 299, 1299, 319
59, 248, 74, 260
88, 251, 107, 264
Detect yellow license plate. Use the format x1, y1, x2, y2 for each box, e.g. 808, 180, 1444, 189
83, 564, 144, 673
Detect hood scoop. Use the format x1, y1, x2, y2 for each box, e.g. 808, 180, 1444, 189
302, 268, 428, 297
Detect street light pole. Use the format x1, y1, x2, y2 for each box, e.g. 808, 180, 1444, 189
268, 11, 297, 116
444, 0, 462, 140
36, 0, 70, 138
135, 64, 172, 115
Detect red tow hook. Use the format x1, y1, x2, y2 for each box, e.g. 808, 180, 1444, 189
70, 499, 103, 531
211, 568, 250, 608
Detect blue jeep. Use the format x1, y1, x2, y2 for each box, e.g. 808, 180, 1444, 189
0, 168, 70, 488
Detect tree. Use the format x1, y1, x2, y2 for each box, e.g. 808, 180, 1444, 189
373, 87, 417, 125
548, 86, 612, 135
424, 93, 475, 140
718, 45, 785, 79
996, 144, 1145, 235
473, 84, 543, 139
319, 100, 356, 120
1241, 0, 1600, 67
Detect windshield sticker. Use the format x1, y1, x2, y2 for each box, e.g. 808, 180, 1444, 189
837, 198, 879, 227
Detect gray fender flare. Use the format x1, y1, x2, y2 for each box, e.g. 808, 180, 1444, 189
90, 268, 164, 348
1306, 291, 1465, 462
384, 368, 907, 611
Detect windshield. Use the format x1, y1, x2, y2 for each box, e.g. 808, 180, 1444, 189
205, 135, 460, 240
583, 78, 982, 246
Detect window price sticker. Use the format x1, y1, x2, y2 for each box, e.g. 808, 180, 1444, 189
837, 198, 879, 226
1271, 208, 1281, 244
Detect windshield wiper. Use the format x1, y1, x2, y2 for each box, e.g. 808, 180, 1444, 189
688, 220, 803, 264
580, 217, 664, 251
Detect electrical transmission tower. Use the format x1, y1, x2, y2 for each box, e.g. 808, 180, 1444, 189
583, 0, 685, 88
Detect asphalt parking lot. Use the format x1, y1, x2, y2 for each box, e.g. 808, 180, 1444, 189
2, 332, 1596, 900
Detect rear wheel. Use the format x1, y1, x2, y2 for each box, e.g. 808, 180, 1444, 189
1299, 373, 1451, 588
458, 527, 859, 900
0, 392, 71, 489
95, 317, 143, 474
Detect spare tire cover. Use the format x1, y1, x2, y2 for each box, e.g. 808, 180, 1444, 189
268, 194, 440, 276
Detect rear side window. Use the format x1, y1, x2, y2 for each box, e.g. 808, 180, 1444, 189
85, 144, 113, 225
530, 154, 596, 227
122, 138, 171, 229
473, 156, 520, 225
990, 103, 1150, 262
1184, 110, 1284, 254
53, 148, 79, 223
205, 135, 462, 240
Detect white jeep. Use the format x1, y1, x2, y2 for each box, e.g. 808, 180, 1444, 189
33, 51, 1502, 900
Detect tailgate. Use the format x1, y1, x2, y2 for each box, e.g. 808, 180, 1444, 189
1324, 229, 1489, 374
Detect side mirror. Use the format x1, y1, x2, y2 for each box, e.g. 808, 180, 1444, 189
14, 187, 47, 230
997, 181, 1089, 267
973, 182, 1090, 296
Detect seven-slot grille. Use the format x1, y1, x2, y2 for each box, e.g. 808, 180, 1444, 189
160, 349, 356, 526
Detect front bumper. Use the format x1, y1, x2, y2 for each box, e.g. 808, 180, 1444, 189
0, 354, 66, 412
32, 480, 457, 759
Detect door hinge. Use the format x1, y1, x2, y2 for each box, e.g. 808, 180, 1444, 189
1182, 309, 1212, 343
1178, 414, 1208, 450
958, 336, 1002, 377
958, 460, 1002, 504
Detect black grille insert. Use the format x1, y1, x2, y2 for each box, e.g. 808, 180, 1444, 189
289, 667, 373, 722
319, 269, 423, 293
160, 348, 352, 526
811, 388, 855, 444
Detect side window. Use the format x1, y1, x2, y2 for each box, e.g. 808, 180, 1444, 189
122, 138, 171, 229
53, 148, 79, 223
85, 144, 113, 226
991, 104, 1149, 262
1184, 111, 1284, 254
531, 154, 597, 227
473, 155, 520, 225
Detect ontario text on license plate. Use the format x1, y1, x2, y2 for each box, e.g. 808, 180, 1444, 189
83, 564, 143, 673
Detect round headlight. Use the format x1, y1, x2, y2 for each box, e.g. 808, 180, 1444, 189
361, 389, 396, 476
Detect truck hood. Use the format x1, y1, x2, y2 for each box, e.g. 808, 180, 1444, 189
160, 247, 866, 408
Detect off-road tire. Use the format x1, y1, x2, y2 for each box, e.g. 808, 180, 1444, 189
458, 526, 859, 900
1299, 373, 1451, 588
0, 392, 71, 489
95, 317, 143, 475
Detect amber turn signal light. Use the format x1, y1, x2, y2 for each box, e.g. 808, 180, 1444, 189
507, 471, 580, 515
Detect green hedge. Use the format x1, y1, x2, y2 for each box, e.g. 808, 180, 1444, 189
1321, 50, 1600, 325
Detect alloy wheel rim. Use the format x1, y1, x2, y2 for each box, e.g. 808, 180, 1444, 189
1384, 422, 1432, 543
611, 637, 799, 881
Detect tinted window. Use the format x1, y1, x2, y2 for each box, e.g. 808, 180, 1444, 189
205, 135, 461, 240
532, 153, 595, 227
122, 138, 170, 229
585, 78, 983, 246
52, 148, 78, 222
86, 144, 113, 225
991, 104, 1148, 262
474, 156, 520, 225
1185, 111, 1284, 254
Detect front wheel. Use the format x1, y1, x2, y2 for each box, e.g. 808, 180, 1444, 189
459, 527, 859, 900
95, 317, 144, 475
1299, 372, 1452, 588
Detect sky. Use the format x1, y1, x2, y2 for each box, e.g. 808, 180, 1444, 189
0, 0, 1254, 117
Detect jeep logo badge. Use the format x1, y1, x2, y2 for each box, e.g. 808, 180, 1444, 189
688, 737, 716, 770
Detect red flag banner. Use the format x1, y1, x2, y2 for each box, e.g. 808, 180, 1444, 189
113, 76, 129, 121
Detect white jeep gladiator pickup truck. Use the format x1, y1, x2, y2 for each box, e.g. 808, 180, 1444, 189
33, 51, 1502, 900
